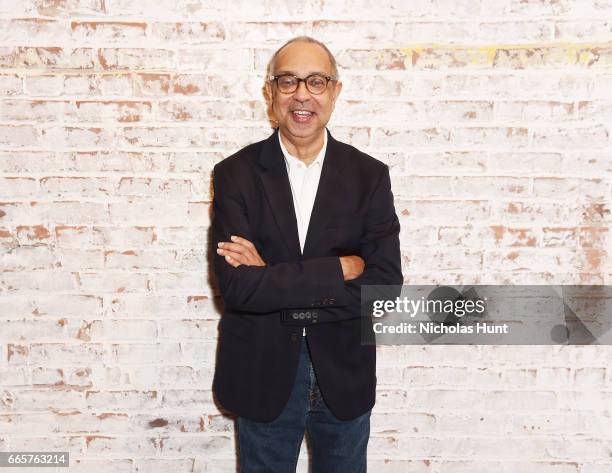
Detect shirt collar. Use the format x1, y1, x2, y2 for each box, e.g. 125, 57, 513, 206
278, 129, 327, 170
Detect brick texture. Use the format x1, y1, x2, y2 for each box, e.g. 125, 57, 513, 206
1, 1, 611, 472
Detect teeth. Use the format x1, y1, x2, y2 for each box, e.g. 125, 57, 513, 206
293, 111, 312, 116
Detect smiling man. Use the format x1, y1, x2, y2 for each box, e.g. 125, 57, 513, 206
211, 36, 403, 472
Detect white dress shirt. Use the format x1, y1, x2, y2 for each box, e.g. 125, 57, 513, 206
278, 129, 328, 336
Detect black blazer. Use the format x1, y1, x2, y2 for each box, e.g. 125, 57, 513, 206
211, 128, 402, 422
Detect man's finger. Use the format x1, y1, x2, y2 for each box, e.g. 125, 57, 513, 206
219, 242, 260, 264
217, 248, 247, 265
228, 236, 263, 264
231, 235, 255, 249
217, 238, 265, 266
224, 254, 241, 267
218, 241, 251, 256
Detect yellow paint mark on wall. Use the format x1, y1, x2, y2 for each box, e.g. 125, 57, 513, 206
397, 42, 611, 67
397, 41, 611, 51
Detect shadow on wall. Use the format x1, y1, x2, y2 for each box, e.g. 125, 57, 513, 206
205, 176, 240, 473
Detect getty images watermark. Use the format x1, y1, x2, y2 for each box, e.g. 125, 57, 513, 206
360, 285, 612, 345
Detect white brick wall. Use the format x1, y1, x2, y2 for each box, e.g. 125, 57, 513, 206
1, 1, 611, 471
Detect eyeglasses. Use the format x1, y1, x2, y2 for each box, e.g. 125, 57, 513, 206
268, 73, 337, 95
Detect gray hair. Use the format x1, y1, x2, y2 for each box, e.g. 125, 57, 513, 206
265, 36, 339, 79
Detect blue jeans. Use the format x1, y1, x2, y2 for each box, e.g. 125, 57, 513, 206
237, 334, 370, 473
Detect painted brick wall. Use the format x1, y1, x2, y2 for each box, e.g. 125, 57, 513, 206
1, 1, 611, 472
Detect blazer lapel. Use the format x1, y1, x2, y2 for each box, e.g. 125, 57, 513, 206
256, 129, 302, 259
256, 128, 351, 259
303, 129, 350, 257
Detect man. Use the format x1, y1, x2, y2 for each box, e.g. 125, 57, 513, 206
211, 36, 402, 472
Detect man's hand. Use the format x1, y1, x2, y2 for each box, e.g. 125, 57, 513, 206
217, 235, 266, 268
339, 255, 365, 281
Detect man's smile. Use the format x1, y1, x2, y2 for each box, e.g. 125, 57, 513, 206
291, 110, 315, 122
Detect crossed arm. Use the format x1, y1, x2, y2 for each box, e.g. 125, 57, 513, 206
211, 162, 402, 316
216, 235, 366, 281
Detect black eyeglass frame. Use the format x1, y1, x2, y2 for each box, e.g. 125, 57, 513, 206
268, 73, 338, 95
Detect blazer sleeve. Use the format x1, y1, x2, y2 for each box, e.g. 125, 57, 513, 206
211, 163, 348, 313
314, 164, 403, 322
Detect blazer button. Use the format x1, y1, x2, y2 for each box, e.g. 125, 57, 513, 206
292, 312, 299, 320
291, 333, 299, 342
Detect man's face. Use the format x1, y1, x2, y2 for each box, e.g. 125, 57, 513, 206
266, 41, 342, 142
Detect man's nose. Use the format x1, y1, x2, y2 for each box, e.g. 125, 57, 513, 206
293, 80, 310, 100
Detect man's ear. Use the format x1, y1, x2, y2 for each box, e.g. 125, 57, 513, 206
332, 80, 343, 103
263, 80, 277, 128
263, 80, 273, 104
